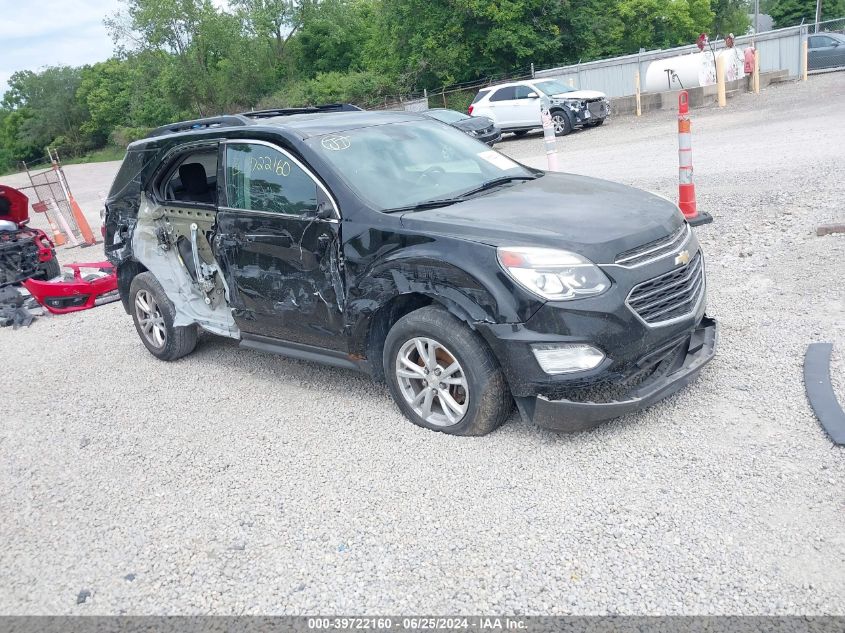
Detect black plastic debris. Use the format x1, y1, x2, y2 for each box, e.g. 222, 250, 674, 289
0, 285, 40, 328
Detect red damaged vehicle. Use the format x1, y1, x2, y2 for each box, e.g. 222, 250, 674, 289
0, 185, 60, 286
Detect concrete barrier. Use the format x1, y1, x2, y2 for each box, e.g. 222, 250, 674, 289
610, 70, 790, 116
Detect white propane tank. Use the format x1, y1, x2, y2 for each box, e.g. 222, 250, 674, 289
717, 46, 747, 81
645, 52, 716, 92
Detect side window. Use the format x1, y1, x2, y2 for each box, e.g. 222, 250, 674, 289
162, 149, 218, 205
514, 86, 536, 99
810, 35, 834, 48
489, 87, 516, 101
225, 143, 318, 216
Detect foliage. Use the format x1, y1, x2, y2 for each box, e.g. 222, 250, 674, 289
711, 0, 751, 35
259, 71, 398, 108
0, 0, 775, 172
769, 0, 845, 26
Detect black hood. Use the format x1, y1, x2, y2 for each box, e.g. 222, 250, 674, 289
400, 172, 685, 263
453, 116, 494, 132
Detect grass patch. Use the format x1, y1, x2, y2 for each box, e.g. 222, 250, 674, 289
61, 146, 127, 166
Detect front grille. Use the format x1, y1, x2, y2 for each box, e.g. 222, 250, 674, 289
587, 101, 607, 117
627, 252, 704, 325
615, 224, 689, 266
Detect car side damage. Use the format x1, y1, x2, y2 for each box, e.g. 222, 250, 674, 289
132, 197, 238, 338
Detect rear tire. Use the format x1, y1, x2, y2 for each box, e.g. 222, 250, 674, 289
383, 306, 512, 435
129, 272, 197, 361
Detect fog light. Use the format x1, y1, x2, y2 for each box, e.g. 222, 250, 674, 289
531, 343, 605, 374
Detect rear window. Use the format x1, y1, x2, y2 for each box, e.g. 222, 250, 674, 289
471, 90, 491, 104
107, 148, 151, 200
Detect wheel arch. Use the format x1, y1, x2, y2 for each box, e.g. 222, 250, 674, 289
361, 291, 484, 381
117, 259, 148, 314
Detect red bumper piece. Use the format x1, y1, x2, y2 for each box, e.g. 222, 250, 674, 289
23, 261, 118, 314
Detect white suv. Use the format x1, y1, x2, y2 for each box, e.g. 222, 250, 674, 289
468, 79, 609, 137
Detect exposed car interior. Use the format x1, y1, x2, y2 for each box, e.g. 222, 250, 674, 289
164, 151, 218, 204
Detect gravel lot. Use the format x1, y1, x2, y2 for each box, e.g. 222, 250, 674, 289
1, 73, 843, 615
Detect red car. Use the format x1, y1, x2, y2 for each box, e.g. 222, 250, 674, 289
0, 185, 60, 287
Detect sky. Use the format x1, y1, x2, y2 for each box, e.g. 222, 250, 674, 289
0, 0, 230, 97
0, 0, 120, 95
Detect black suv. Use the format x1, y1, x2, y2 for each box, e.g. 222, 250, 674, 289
104, 105, 717, 436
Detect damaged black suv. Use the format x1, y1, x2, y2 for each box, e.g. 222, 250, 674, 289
104, 105, 717, 436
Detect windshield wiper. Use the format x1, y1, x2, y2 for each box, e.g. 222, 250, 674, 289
381, 197, 464, 214
381, 174, 540, 214
456, 175, 539, 199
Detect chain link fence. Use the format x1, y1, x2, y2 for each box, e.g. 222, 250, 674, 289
18, 153, 85, 246
807, 17, 845, 71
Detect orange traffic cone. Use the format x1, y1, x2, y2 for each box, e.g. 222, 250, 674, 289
677, 91, 712, 226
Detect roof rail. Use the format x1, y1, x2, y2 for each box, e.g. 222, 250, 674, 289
240, 103, 363, 118
149, 114, 251, 138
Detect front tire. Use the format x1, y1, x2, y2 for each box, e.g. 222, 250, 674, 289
551, 110, 572, 136
36, 255, 61, 280
130, 272, 197, 361
383, 306, 512, 435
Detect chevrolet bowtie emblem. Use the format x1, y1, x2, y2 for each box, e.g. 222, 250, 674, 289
675, 250, 691, 266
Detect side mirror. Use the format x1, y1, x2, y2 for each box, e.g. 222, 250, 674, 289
316, 201, 334, 220
527, 92, 539, 98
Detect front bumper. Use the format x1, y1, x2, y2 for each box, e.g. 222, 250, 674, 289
513, 316, 717, 432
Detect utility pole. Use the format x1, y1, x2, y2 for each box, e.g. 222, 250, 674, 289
754, 0, 759, 36
815, 0, 823, 31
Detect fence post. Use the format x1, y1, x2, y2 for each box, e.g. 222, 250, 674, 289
531, 63, 535, 78
635, 72, 642, 116
442, 89, 447, 108
802, 39, 808, 80
716, 55, 727, 107
753, 48, 760, 94
423, 88, 429, 108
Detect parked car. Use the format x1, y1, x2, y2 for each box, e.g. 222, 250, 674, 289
0, 185, 60, 287
469, 79, 609, 137
421, 108, 501, 145
104, 105, 716, 436
808, 32, 845, 70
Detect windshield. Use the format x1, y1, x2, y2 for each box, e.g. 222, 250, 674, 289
307, 120, 534, 211
534, 80, 574, 96
425, 109, 470, 124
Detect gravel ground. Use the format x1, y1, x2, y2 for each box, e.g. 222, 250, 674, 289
1, 74, 843, 615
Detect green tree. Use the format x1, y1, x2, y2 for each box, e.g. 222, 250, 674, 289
616, 0, 715, 50
2, 66, 90, 156
290, 0, 373, 77
711, 0, 751, 35
769, 0, 845, 26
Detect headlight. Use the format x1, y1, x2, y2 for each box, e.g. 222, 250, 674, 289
497, 247, 610, 301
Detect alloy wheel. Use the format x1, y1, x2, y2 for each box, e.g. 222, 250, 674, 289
395, 337, 469, 427
552, 113, 569, 134
135, 289, 167, 349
